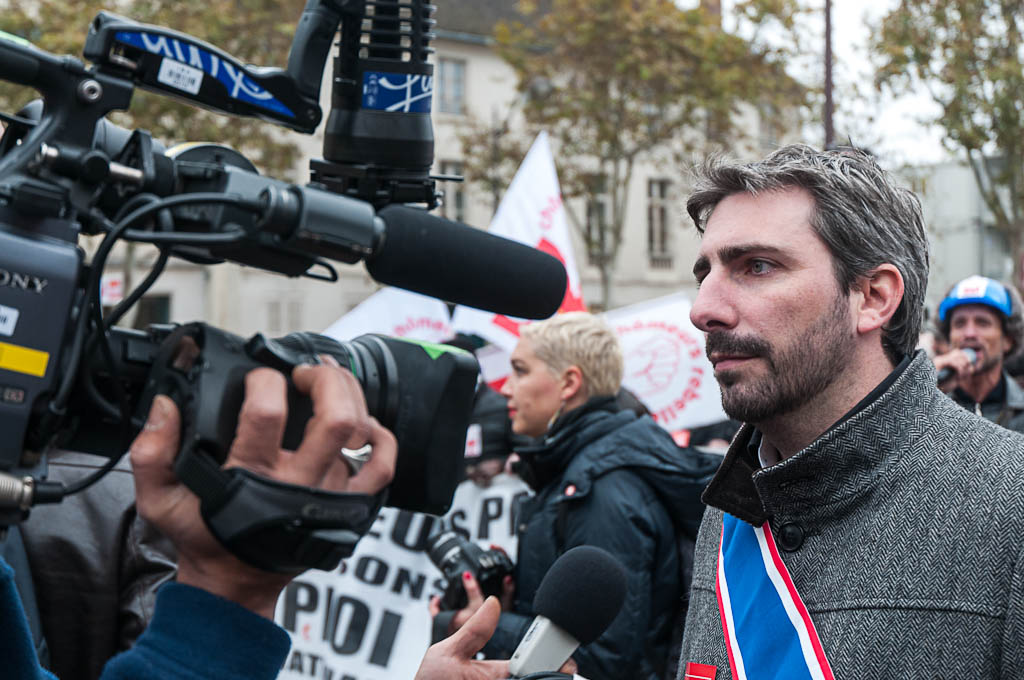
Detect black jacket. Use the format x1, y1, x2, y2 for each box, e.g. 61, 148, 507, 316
486, 398, 720, 680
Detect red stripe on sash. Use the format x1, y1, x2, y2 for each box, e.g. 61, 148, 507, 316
761, 523, 835, 680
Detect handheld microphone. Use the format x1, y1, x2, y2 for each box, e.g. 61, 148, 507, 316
508, 546, 627, 678
937, 347, 978, 383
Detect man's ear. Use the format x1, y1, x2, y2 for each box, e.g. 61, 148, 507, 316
560, 365, 584, 403
853, 264, 904, 335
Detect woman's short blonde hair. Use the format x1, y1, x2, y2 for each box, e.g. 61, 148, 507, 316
520, 312, 623, 398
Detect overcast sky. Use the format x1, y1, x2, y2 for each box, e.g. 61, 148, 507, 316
829, 0, 948, 166
704, 0, 951, 167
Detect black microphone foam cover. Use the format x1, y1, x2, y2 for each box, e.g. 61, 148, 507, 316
368, 205, 568, 320
532, 545, 627, 644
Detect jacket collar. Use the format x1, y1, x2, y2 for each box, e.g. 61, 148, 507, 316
952, 371, 1006, 407
702, 351, 920, 526
514, 396, 623, 490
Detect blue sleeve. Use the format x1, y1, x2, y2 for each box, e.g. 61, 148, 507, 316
0, 556, 57, 680
101, 582, 291, 680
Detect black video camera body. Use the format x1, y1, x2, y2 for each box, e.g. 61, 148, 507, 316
0, 2, 466, 572
0, 1, 565, 573
67, 323, 478, 572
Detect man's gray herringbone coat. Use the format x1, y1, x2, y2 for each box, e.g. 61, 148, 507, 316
678, 351, 1024, 679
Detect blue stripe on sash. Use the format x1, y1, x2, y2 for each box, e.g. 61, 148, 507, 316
720, 513, 814, 680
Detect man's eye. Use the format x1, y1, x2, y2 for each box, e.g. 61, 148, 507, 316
750, 260, 772, 275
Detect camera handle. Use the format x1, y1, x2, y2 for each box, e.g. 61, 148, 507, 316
138, 322, 387, 573
83, 11, 323, 133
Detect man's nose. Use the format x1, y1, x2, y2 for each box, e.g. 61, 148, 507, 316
690, 269, 737, 332
961, 320, 981, 338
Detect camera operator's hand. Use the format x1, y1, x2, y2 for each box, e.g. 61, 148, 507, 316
429, 570, 515, 635
415, 596, 509, 680
130, 359, 396, 618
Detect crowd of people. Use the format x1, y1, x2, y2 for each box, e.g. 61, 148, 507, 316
7, 142, 1024, 680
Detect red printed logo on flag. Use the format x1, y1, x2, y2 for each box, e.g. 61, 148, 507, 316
683, 662, 717, 680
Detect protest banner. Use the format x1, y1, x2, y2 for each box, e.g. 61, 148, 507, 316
322, 287, 453, 343
604, 292, 726, 437
275, 474, 530, 680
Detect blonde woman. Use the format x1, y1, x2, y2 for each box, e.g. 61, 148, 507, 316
431, 312, 719, 680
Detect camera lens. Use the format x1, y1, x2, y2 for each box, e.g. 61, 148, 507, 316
275, 332, 400, 431
425, 530, 466, 572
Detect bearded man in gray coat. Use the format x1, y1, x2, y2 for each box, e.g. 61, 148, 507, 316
678, 145, 1024, 679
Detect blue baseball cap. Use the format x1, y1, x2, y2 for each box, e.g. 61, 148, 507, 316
938, 275, 1012, 321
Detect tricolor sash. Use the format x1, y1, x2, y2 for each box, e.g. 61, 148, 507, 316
715, 513, 834, 680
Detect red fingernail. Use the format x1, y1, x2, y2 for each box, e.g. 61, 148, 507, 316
463, 571, 472, 581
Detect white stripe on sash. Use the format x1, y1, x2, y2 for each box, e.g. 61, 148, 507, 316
754, 526, 829, 680
715, 513, 835, 680
716, 529, 748, 680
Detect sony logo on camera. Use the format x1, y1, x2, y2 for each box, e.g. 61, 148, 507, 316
0, 269, 48, 294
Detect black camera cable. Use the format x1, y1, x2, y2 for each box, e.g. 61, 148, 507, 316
38, 193, 260, 501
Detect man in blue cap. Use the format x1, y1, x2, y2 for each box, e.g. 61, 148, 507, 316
934, 275, 1024, 432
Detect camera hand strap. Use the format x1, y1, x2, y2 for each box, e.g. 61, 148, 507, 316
174, 446, 382, 573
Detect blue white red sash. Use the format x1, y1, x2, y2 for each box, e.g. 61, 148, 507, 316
715, 513, 834, 680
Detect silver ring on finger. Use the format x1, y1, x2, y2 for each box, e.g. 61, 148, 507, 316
339, 443, 372, 475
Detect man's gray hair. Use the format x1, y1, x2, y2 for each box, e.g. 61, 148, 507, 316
687, 144, 929, 363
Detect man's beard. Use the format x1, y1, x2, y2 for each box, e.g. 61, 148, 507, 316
706, 294, 855, 423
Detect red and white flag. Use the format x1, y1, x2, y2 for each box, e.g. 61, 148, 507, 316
321, 287, 453, 343
451, 131, 585, 353
604, 292, 726, 433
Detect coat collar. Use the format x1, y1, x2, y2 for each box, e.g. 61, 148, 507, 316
702, 351, 922, 526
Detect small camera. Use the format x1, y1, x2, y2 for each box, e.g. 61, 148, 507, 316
426, 529, 514, 610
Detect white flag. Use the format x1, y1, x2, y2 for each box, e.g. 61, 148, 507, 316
322, 287, 453, 343
603, 293, 726, 434
452, 131, 585, 354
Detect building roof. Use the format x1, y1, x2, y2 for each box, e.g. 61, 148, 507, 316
431, 0, 544, 40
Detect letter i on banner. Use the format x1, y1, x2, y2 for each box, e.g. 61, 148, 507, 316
452, 131, 584, 355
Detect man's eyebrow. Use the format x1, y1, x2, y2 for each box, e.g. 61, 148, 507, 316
694, 243, 789, 277
718, 243, 787, 263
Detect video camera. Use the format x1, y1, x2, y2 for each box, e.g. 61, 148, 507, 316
0, 1, 567, 572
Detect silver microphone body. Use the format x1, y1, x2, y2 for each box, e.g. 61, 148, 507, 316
509, 615, 580, 677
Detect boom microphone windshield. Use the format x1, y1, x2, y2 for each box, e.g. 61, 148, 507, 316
369, 205, 568, 319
